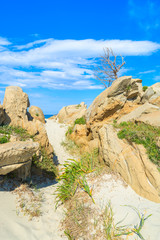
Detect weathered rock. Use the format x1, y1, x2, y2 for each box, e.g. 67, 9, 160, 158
57, 102, 87, 124
118, 102, 159, 124
137, 110, 160, 127
29, 106, 45, 123
0, 105, 5, 125
86, 76, 143, 124
141, 87, 155, 103
2, 86, 53, 157
141, 83, 160, 108
0, 141, 39, 177
127, 78, 143, 103
99, 125, 160, 203
107, 76, 132, 97
22, 119, 53, 157
3, 86, 30, 125
70, 124, 88, 148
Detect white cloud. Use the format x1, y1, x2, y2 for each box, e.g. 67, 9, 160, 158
0, 37, 11, 46
0, 37, 160, 90
139, 70, 156, 75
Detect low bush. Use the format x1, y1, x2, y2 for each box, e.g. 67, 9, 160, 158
0, 135, 10, 144
143, 86, 148, 92
74, 116, 86, 125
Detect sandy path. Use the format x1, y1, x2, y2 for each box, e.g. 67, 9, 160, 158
0, 119, 70, 240
45, 119, 73, 165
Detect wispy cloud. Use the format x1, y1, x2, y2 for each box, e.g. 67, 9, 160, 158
128, 0, 160, 32
139, 70, 156, 75
0, 37, 160, 90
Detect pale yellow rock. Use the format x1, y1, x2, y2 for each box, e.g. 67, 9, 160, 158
29, 106, 45, 123
57, 102, 87, 124
0, 141, 39, 175
86, 76, 142, 123
118, 102, 159, 124
3, 86, 30, 125
2, 86, 53, 157
99, 125, 160, 203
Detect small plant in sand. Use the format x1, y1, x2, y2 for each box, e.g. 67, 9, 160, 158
61, 138, 80, 156
65, 126, 74, 136
103, 203, 151, 240
14, 183, 43, 220
55, 150, 99, 206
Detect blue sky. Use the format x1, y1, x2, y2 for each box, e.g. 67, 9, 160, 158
0, 0, 160, 114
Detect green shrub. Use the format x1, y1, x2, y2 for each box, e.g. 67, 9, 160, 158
143, 86, 148, 92
116, 122, 160, 167
0, 135, 10, 144
74, 117, 86, 125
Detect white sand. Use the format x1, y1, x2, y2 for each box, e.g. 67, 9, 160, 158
0, 119, 160, 240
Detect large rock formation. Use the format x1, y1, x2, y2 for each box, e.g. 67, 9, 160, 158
57, 102, 87, 124
3, 86, 30, 125
86, 76, 143, 124
29, 106, 45, 123
2, 86, 53, 157
69, 76, 160, 202
0, 141, 39, 178
98, 125, 160, 203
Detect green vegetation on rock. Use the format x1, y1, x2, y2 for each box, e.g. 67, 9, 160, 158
74, 116, 86, 125
0, 135, 10, 144
32, 148, 57, 178
142, 86, 148, 92
115, 121, 160, 168
0, 125, 33, 141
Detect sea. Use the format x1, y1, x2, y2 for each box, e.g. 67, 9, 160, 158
44, 114, 55, 119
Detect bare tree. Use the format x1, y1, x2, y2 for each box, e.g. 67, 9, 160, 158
94, 48, 126, 88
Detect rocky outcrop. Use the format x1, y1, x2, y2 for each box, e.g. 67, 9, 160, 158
2, 86, 53, 157
86, 76, 143, 124
118, 102, 159, 124
29, 106, 45, 123
3, 86, 30, 125
0, 105, 5, 125
69, 76, 160, 202
142, 83, 160, 107
98, 125, 160, 203
22, 119, 53, 157
57, 102, 87, 124
0, 141, 39, 179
